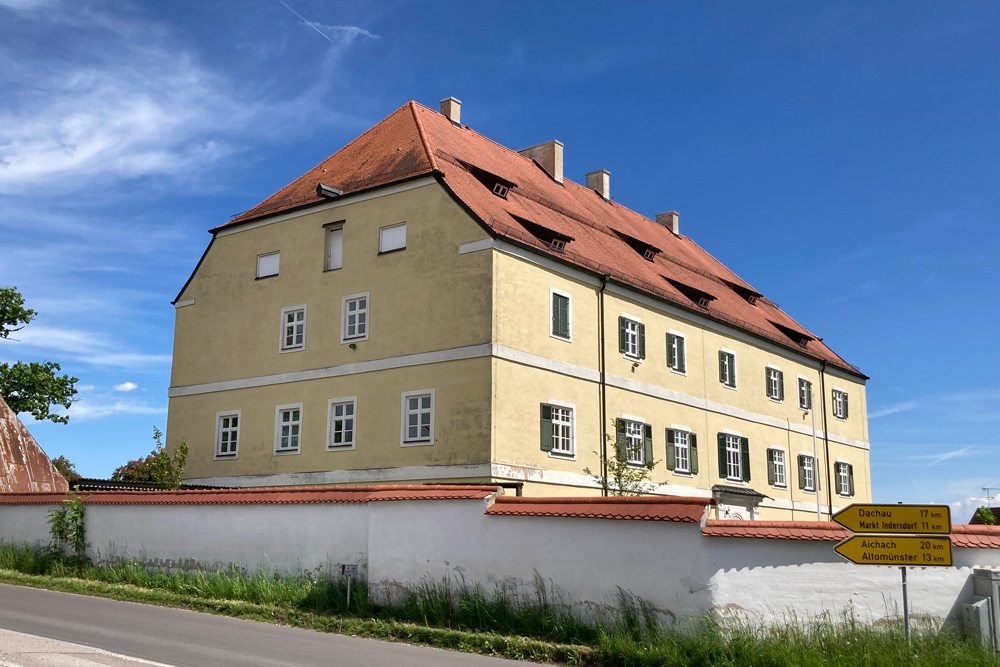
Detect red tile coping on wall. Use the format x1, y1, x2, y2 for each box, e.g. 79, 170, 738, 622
0, 485, 500, 505
704, 520, 1000, 549
485, 496, 712, 522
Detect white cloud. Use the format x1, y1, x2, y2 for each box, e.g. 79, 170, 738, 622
113, 381, 138, 392
6, 324, 170, 369
0, 0, 52, 9
868, 401, 917, 419
66, 399, 166, 421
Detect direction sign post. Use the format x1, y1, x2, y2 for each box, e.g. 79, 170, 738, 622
832, 502, 952, 643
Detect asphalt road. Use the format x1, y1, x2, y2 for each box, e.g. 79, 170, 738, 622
0, 584, 526, 667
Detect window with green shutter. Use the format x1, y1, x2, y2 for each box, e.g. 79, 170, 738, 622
719, 432, 744, 480
766, 367, 784, 401
767, 448, 786, 487
666, 429, 676, 470
667, 333, 686, 373
689, 433, 698, 474
550, 291, 570, 340
539, 404, 554, 452
620, 418, 647, 466
836, 461, 854, 496
719, 350, 736, 388
833, 389, 848, 420
740, 437, 750, 482
620, 316, 644, 360
798, 454, 816, 491
643, 423, 653, 466
668, 429, 696, 474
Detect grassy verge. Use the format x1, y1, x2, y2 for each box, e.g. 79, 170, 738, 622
0, 543, 996, 667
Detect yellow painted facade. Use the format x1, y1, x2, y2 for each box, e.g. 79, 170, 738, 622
167, 177, 871, 519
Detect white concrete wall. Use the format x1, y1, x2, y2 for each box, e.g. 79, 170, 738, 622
0, 497, 997, 627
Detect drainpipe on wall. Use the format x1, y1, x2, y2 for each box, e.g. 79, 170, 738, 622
598, 275, 610, 496
819, 360, 834, 520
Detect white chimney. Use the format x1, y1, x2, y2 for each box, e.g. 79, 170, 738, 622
517, 140, 564, 184
586, 169, 610, 200
440, 97, 461, 124
656, 211, 680, 235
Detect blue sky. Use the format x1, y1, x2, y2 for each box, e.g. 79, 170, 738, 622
1, 1, 997, 518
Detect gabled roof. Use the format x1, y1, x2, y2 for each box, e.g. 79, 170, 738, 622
0, 395, 68, 493
222, 101, 863, 376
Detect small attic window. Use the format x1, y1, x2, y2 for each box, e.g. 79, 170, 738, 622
770, 321, 815, 348
724, 280, 763, 306
512, 215, 574, 253
664, 277, 716, 310
459, 160, 516, 200
493, 183, 509, 198
550, 238, 566, 253
612, 230, 661, 263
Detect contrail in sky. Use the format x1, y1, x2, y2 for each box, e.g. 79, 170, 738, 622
274, 0, 338, 44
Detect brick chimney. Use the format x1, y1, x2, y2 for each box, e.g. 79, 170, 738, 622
440, 97, 461, 124
517, 140, 564, 184
586, 170, 610, 200
656, 211, 680, 235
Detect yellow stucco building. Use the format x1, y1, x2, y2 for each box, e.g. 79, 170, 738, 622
167, 98, 871, 520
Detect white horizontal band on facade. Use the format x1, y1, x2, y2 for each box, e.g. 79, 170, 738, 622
174, 299, 196, 308
187, 462, 493, 488
169, 342, 869, 451
457, 238, 496, 255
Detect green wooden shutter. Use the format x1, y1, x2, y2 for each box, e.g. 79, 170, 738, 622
677, 336, 686, 372
718, 351, 726, 383
551, 294, 559, 336
777, 371, 784, 401
667, 334, 676, 369
666, 429, 676, 470
765, 368, 771, 397
618, 317, 627, 353
643, 423, 653, 465
560, 295, 569, 337
797, 455, 806, 490
843, 393, 849, 419
540, 404, 554, 452
552, 293, 569, 338
689, 433, 698, 473
730, 354, 737, 386
615, 419, 627, 463
848, 464, 855, 496
717, 433, 727, 478
767, 449, 775, 485
740, 437, 751, 481
637, 323, 646, 359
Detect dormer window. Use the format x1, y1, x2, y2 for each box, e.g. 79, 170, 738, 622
770, 321, 814, 348
459, 159, 516, 200
697, 296, 711, 309
550, 238, 566, 253
643, 248, 657, 261
613, 230, 661, 262
664, 278, 716, 310
492, 183, 509, 198
724, 280, 763, 306
512, 215, 574, 254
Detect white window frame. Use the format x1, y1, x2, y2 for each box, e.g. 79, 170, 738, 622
215, 410, 241, 459
766, 364, 782, 402
720, 348, 737, 389
770, 447, 787, 488
256, 251, 280, 278
667, 330, 686, 375
673, 427, 691, 474
341, 292, 370, 343
325, 225, 344, 271
622, 313, 642, 361
832, 387, 847, 420
401, 389, 435, 446
797, 375, 813, 411
378, 222, 407, 253
622, 417, 645, 466
725, 432, 743, 482
801, 453, 816, 492
547, 399, 575, 458
274, 403, 303, 454
279, 304, 307, 352
836, 460, 851, 496
549, 288, 572, 342
326, 396, 357, 451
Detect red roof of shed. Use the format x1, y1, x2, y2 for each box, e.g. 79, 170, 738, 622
486, 495, 712, 523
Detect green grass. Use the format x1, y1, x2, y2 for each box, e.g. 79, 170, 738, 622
0, 543, 996, 667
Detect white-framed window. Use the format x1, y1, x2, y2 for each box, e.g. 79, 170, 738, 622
768, 448, 786, 487
725, 433, 742, 481
766, 365, 784, 401
342, 292, 369, 342
327, 397, 356, 450
832, 388, 849, 420
674, 430, 690, 472
719, 349, 737, 388
667, 331, 686, 374
550, 288, 572, 341
623, 419, 646, 466
619, 315, 645, 360
326, 225, 344, 270
379, 222, 406, 253
401, 389, 434, 445
836, 461, 854, 496
541, 402, 575, 457
215, 411, 240, 458
280, 305, 306, 351
799, 454, 816, 492
274, 404, 302, 453
256, 251, 279, 278
798, 376, 813, 410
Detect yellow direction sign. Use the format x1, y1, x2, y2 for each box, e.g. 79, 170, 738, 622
834, 535, 953, 567
832, 503, 951, 535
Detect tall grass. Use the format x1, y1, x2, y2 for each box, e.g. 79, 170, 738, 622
1, 542, 996, 667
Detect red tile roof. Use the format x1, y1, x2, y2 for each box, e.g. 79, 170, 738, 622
704, 520, 1000, 549
0, 484, 499, 505
0, 396, 69, 494
485, 495, 712, 523
219, 101, 863, 376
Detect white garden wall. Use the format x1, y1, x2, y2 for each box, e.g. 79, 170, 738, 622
1, 487, 998, 627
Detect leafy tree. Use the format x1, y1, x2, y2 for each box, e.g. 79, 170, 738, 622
111, 427, 188, 490
50, 455, 82, 483
976, 506, 996, 525
0, 287, 78, 423
583, 423, 659, 496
